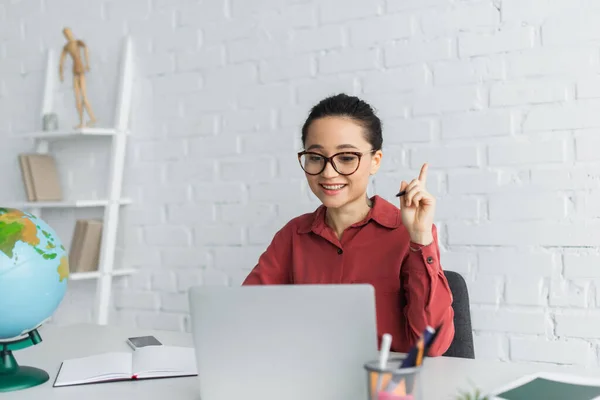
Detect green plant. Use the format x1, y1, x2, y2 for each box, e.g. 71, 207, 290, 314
455, 387, 489, 400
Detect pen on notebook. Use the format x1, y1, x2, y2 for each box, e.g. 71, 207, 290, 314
384, 326, 436, 393
376, 333, 392, 392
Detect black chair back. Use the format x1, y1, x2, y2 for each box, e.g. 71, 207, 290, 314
443, 270, 475, 359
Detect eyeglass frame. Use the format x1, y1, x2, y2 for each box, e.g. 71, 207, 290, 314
297, 149, 377, 176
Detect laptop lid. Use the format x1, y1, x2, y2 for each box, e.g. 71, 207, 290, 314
188, 284, 379, 400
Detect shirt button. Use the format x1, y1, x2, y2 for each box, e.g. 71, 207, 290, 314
337, 248, 343, 255
426, 256, 434, 264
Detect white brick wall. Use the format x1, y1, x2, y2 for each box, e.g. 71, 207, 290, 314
2, 0, 600, 366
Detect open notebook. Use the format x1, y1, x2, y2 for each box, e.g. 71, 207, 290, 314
53, 346, 197, 387
488, 372, 600, 400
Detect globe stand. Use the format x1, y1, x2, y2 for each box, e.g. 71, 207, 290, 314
0, 329, 49, 392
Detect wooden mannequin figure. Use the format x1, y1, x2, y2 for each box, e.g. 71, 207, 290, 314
59, 27, 97, 129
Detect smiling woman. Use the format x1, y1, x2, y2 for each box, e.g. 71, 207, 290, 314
242, 93, 455, 356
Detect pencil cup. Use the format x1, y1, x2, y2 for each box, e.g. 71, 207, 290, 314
364, 356, 423, 400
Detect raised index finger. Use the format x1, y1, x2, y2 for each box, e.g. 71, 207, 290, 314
418, 163, 428, 186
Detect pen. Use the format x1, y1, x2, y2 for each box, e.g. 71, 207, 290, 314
395, 190, 406, 197
376, 333, 392, 392
384, 326, 436, 393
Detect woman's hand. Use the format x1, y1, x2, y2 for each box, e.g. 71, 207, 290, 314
399, 163, 436, 245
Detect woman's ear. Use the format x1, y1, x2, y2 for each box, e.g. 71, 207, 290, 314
369, 150, 383, 175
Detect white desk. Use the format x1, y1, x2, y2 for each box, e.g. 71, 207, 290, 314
3, 323, 600, 399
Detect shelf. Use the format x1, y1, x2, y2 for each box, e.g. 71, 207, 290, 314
14, 127, 127, 140
69, 268, 138, 281
2, 198, 132, 209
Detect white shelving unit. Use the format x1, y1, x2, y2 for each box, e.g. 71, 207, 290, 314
13, 36, 136, 325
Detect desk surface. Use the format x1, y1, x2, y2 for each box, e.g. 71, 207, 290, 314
3, 323, 600, 399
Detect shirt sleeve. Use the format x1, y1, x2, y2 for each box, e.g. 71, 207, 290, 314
400, 223, 455, 356
242, 225, 292, 285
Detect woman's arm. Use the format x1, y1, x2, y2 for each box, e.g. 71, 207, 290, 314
242, 226, 292, 285
400, 224, 455, 356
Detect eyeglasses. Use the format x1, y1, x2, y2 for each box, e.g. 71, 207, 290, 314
297, 150, 376, 176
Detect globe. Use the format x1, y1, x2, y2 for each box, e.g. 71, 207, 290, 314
0, 207, 69, 340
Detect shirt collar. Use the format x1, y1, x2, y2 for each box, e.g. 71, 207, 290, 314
297, 195, 401, 234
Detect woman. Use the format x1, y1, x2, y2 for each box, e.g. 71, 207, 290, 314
242, 93, 455, 356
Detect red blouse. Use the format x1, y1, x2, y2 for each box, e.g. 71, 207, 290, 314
242, 195, 455, 356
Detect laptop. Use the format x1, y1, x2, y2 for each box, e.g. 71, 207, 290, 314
187, 284, 379, 400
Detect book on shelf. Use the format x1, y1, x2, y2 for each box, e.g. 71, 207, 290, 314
17, 153, 63, 201
69, 219, 103, 273
53, 345, 198, 387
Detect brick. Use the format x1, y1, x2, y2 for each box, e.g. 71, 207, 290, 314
555, 313, 600, 339
241, 133, 297, 154
295, 76, 357, 106
202, 19, 256, 45
248, 180, 305, 202
362, 65, 427, 94
140, 185, 190, 204
473, 333, 509, 361
488, 139, 565, 166
230, 0, 282, 16
145, 226, 191, 246
238, 83, 294, 109
459, 27, 534, 57
219, 157, 275, 182
178, 1, 227, 25
194, 224, 244, 246
154, 26, 201, 52
212, 246, 267, 271
262, 3, 317, 31
468, 275, 504, 304
349, 15, 413, 48
471, 308, 547, 334
575, 191, 600, 219
137, 140, 186, 162
115, 291, 160, 311
161, 248, 210, 268
441, 110, 513, 139
319, 0, 379, 23
154, 94, 182, 119
488, 192, 566, 220
260, 55, 314, 83
530, 166, 600, 191
386, 0, 450, 12
549, 279, 589, 308
176, 46, 225, 71
136, 312, 185, 331
226, 37, 286, 63
165, 160, 215, 183
419, 2, 499, 36
564, 254, 600, 279
542, 13, 600, 46
383, 118, 434, 144
413, 85, 483, 115
433, 57, 504, 86
188, 135, 238, 157
367, 92, 415, 120
490, 81, 569, 107
318, 48, 379, 75
166, 203, 216, 224
575, 130, 600, 161
439, 251, 472, 275
217, 203, 277, 224
501, 0, 550, 25
175, 269, 203, 292
160, 293, 189, 312
151, 271, 177, 292
385, 38, 453, 67
435, 196, 480, 220
248, 222, 284, 245
221, 109, 273, 133
505, 277, 546, 306
202, 269, 230, 285
192, 183, 245, 203
510, 338, 593, 365
182, 91, 235, 113
203, 63, 257, 92
410, 145, 480, 168
448, 221, 600, 247
167, 114, 219, 137
576, 77, 600, 99
506, 48, 600, 79
291, 25, 344, 53
139, 53, 174, 75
